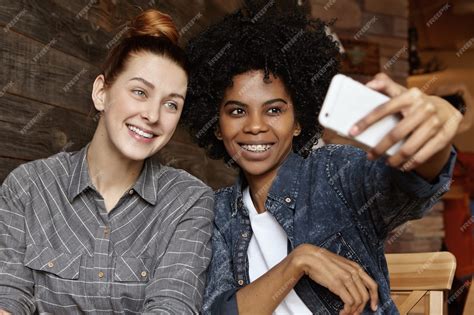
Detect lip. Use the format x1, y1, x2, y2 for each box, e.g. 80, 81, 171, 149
237, 141, 275, 145
237, 142, 275, 161
126, 123, 157, 143
126, 123, 156, 135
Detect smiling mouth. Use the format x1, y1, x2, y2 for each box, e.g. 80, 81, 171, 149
126, 124, 156, 139
239, 144, 273, 153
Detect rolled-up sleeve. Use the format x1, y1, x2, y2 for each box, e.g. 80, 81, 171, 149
0, 169, 35, 314
326, 145, 456, 239
143, 189, 214, 314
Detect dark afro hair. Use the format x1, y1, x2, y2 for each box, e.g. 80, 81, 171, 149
181, 4, 340, 163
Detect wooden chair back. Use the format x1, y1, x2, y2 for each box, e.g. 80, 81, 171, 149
386, 252, 456, 315
463, 276, 474, 315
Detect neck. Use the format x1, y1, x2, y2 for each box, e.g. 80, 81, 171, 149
244, 149, 293, 214
87, 120, 143, 196
245, 169, 277, 214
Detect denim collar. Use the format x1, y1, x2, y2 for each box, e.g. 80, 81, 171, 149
67, 143, 158, 205
230, 151, 304, 217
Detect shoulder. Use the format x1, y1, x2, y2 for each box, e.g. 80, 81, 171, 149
309, 144, 365, 160
307, 144, 367, 170
214, 186, 233, 199
212, 186, 235, 227
1, 151, 72, 201
214, 186, 234, 209
153, 162, 213, 197
2, 151, 73, 185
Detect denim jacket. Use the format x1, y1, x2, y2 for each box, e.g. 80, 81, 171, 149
203, 144, 456, 315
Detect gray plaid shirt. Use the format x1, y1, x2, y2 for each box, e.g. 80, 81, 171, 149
0, 144, 214, 314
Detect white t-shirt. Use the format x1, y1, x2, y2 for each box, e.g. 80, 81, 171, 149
243, 187, 312, 315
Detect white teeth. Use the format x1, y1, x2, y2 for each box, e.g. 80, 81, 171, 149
127, 125, 154, 139
241, 144, 272, 152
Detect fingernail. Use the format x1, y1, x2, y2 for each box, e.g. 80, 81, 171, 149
372, 304, 378, 311
350, 126, 359, 136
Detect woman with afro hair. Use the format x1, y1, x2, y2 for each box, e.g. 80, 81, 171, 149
182, 3, 461, 315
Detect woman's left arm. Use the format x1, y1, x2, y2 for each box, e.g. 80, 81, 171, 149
143, 189, 214, 314
350, 73, 463, 182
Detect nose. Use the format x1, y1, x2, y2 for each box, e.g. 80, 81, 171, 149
141, 104, 160, 124
243, 112, 269, 135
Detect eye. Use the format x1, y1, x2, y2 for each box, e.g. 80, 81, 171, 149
267, 107, 282, 115
230, 108, 245, 116
164, 101, 178, 111
132, 89, 146, 98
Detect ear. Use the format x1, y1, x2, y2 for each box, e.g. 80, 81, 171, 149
214, 126, 223, 140
92, 75, 107, 112
294, 121, 302, 136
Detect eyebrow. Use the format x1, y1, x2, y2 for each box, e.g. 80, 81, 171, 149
169, 93, 185, 101
223, 98, 288, 107
129, 77, 185, 100
129, 77, 155, 89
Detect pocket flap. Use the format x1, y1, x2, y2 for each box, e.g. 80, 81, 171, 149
24, 244, 81, 280
114, 256, 153, 282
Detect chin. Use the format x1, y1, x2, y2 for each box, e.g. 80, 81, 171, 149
238, 161, 274, 177
120, 150, 150, 161
116, 143, 157, 161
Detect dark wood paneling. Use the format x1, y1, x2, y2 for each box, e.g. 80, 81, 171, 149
52, 0, 209, 42
0, 93, 96, 161
50, 0, 254, 45
0, 157, 27, 183
0, 0, 111, 65
0, 30, 98, 114
0, 91, 235, 187
157, 139, 237, 190
0, 0, 241, 188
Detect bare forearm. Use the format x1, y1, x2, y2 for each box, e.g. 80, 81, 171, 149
236, 254, 303, 315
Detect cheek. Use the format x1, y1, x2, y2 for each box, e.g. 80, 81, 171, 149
219, 117, 241, 137
161, 113, 180, 133
105, 99, 131, 118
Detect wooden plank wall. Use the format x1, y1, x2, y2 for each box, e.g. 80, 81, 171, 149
0, 0, 244, 189
1, 0, 408, 189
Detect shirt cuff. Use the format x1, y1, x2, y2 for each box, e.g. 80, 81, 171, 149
0, 299, 30, 315
390, 146, 457, 199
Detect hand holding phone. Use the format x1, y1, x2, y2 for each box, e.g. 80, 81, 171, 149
318, 74, 403, 156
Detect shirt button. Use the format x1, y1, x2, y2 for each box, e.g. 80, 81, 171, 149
128, 189, 134, 195
141, 271, 147, 278
47, 261, 54, 268
98, 271, 104, 278
237, 279, 244, 286
104, 227, 110, 236
241, 232, 248, 238
284, 197, 292, 203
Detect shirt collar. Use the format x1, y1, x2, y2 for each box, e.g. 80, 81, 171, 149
131, 158, 158, 206
67, 143, 93, 202
67, 144, 158, 205
231, 151, 304, 216
266, 151, 303, 209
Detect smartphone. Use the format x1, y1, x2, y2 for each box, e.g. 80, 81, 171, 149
318, 74, 403, 156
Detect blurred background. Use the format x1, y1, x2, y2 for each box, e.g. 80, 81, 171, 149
1, 0, 473, 313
